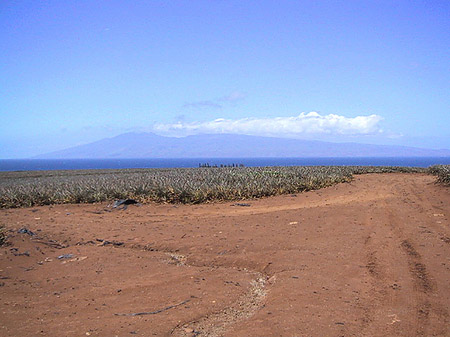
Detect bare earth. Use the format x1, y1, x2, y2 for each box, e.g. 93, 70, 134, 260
1, 173, 449, 337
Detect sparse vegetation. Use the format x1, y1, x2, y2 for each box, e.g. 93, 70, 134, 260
0, 166, 427, 209
428, 165, 450, 186
0, 225, 7, 246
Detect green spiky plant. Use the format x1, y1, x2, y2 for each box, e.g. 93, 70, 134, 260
0, 225, 7, 247
0, 166, 427, 209
429, 165, 450, 186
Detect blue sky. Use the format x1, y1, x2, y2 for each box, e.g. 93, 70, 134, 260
1, 0, 449, 158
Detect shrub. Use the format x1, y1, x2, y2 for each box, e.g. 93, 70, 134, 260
428, 165, 450, 186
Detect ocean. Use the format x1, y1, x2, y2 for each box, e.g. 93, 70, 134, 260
0, 157, 450, 172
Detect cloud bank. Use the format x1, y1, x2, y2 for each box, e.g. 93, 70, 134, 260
154, 112, 383, 138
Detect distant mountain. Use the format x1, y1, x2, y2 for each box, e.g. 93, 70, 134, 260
36, 132, 450, 158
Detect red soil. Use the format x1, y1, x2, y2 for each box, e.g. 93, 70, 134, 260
0, 173, 449, 337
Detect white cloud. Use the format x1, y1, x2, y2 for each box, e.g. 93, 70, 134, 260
153, 112, 383, 138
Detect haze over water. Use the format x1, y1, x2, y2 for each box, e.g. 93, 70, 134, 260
1, 157, 450, 172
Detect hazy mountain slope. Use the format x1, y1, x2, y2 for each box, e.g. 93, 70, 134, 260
36, 132, 450, 158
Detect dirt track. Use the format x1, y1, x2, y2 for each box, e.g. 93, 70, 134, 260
1, 173, 449, 337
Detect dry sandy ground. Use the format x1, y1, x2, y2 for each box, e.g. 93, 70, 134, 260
0, 173, 449, 337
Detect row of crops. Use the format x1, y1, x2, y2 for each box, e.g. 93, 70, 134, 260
0, 165, 442, 209
428, 165, 450, 186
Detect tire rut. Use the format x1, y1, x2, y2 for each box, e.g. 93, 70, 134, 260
171, 274, 268, 337
381, 184, 448, 336
77, 240, 270, 336
360, 183, 443, 337
400, 240, 433, 293
361, 230, 391, 334
398, 239, 433, 336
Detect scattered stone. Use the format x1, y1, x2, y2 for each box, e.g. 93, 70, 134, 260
113, 199, 140, 210
58, 254, 74, 259
17, 228, 35, 236
232, 203, 251, 207
10, 248, 30, 256
61, 256, 87, 264
390, 283, 401, 290
96, 239, 124, 247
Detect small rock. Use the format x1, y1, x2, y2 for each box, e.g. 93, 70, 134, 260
17, 228, 36, 236
58, 254, 74, 259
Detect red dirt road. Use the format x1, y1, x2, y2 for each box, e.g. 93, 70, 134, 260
0, 173, 449, 337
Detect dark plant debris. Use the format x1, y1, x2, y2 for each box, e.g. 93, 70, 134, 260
114, 299, 190, 316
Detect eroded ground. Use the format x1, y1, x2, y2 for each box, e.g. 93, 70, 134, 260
0, 173, 449, 337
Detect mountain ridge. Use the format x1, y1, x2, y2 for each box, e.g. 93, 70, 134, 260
35, 132, 450, 159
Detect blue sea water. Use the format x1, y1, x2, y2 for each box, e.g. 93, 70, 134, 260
0, 157, 450, 172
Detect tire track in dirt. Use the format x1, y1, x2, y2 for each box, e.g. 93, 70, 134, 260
29, 229, 271, 336
399, 239, 433, 336
381, 184, 448, 336
391, 177, 449, 335
407, 179, 450, 246
134, 244, 271, 337
140, 244, 271, 337
357, 175, 447, 336
357, 179, 409, 335
171, 274, 268, 337
148, 193, 389, 221
76, 240, 271, 337
361, 217, 398, 335
382, 198, 433, 337
399, 240, 433, 294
